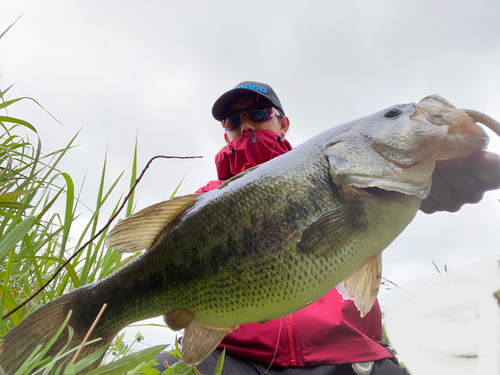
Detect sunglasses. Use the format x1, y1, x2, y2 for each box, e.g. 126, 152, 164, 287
221, 105, 281, 130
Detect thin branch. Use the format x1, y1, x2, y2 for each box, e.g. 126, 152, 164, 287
72, 303, 107, 363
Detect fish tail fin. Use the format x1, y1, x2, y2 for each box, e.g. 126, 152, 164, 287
0, 290, 113, 374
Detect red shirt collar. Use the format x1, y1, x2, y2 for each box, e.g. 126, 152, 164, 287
215, 130, 293, 180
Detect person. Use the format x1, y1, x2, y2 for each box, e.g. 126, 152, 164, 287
154, 81, 500, 374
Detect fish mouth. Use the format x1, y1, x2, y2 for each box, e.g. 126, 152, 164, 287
344, 173, 432, 200
361, 186, 409, 201
412, 95, 489, 160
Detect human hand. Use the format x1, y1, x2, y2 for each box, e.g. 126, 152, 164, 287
420, 151, 500, 214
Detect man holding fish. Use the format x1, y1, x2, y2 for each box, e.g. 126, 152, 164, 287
3, 82, 500, 375
155, 82, 500, 374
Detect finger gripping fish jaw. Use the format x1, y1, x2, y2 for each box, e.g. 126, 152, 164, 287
327, 96, 490, 200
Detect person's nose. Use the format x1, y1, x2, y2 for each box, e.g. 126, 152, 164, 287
240, 116, 255, 134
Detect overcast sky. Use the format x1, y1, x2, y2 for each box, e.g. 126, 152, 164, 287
3, 0, 500, 362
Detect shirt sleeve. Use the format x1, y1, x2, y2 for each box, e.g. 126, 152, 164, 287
195, 180, 225, 193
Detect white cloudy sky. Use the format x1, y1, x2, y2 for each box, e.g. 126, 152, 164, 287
3, 0, 500, 359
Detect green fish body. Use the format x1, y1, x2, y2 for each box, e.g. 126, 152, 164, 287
92, 141, 420, 333
0, 95, 490, 373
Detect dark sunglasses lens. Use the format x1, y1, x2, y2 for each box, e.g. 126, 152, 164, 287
247, 108, 273, 122
222, 113, 242, 129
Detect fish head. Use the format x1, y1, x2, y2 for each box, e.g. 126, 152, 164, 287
326, 95, 489, 199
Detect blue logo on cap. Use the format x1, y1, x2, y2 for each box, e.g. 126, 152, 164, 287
235, 84, 267, 94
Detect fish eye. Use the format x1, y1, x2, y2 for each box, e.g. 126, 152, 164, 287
384, 108, 403, 118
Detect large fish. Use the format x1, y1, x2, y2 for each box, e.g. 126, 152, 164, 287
0, 95, 497, 374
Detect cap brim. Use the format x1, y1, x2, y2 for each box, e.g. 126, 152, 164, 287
212, 89, 275, 121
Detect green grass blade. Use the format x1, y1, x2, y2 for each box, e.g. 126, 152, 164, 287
126, 137, 138, 217
16, 255, 81, 289
169, 169, 189, 199
16, 312, 74, 374
72, 345, 109, 373
23, 231, 43, 286
0, 116, 36, 133
0, 285, 22, 324
214, 348, 225, 375
59, 173, 74, 257
0, 249, 21, 326
0, 215, 36, 259
86, 345, 168, 375
163, 362, 195, 375
0, 98, 27, 111
0, 189, 31, 200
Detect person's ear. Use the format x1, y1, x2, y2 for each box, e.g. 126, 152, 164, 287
280, 116, 290, 136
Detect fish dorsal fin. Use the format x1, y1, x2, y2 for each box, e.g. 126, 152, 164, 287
106, 194, 200, 253
336, 253, 382, 317
180, 320, 237, 367
298, 204, 365, 256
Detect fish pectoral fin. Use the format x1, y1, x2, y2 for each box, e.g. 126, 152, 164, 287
336, 253, 382, 317
180, 321, 237, 367
298, 204, 365, 256
106, 194, 200, 253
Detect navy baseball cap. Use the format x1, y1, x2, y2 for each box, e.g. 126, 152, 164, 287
212, 81, 285, 121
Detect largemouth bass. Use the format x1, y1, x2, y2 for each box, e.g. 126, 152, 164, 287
0, 95, 496, 373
